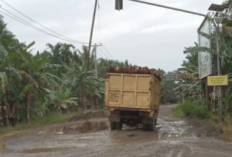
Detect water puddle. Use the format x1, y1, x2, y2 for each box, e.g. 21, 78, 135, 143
1, 132, 29, 141
0, 132, 31, 153
22, 147, 74, 153
156, 119, 194, 140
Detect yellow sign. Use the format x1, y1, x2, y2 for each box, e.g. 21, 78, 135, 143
207, 75, 228, 86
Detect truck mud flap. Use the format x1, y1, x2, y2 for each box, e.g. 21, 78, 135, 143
109, 114, 120, 122
142, 117, 153, 124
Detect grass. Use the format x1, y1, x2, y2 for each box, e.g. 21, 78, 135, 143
0, 112, 76, 134
220, 115, 232, 142
221, 123, 232, 142
173, 101, 211, 120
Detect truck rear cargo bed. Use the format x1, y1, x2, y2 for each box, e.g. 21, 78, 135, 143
104, 73, 160, 111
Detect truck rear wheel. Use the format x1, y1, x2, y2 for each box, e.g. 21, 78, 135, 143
110, 121, 116, 130
148, 118, 157, 131
116, 122, 123, 130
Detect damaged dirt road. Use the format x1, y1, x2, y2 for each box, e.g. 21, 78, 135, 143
0, 105, 232, 157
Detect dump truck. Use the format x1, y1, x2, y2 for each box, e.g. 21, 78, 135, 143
104, 66, 161, 131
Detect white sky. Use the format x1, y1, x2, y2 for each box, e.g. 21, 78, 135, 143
0, 0, 223, 72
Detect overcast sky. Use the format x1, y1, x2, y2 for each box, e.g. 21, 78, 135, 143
0, 0, 223, 72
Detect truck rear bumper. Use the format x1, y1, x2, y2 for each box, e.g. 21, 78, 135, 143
109, 114, 153, 124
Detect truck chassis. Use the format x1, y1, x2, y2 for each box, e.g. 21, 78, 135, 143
109, 108, 157, 131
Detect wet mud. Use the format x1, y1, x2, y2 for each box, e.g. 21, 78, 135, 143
0, 105, 232, 157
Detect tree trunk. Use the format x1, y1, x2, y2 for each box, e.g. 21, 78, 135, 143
16, 102, 20, 125
9, 103, 16, 126
96, 98, 99, 109
93, 97, 97, 109
81, 86, 87, 110
3, 95, 10, 126
26, 91, 32, 125
78, 89, 83, 110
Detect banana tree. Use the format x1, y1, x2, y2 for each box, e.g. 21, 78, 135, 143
17, 42, 65, 123
48, 87, 78, 114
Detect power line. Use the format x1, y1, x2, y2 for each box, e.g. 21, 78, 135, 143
0, 9, 85, 44
0, 1, 113, 60
97, 51, 104, 58
102, 45, 113, 59
98, 47, 110, 59
0, 0, 87, 44
0, 10, 76, 43
92, 44, 104, 58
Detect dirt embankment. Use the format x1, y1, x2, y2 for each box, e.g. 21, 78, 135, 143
186, 119, 223, 138
36, 110, 109, 135
68, 110, 107, 121
0, 110, 109, 142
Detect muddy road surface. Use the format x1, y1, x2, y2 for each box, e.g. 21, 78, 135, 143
0, 105, 232, 157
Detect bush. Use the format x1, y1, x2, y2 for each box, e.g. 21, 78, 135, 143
173, 101, 211, 120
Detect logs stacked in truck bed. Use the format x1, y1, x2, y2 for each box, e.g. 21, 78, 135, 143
106, 66, 161, 81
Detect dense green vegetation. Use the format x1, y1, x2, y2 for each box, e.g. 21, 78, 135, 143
173, 101, 211, 120
159, 70, 179, 104
0, 14, 135, 127
172, 0, 232, 140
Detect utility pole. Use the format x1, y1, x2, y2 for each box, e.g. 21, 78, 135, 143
209, 14, 223, 124
83, 0, 98, 110
92, 43, 102, 79
87, 43, 102, 109
86, 43, 102, 78
215, 21, 222, 124
208, 4, 226, 125
94, 44, 98, 79
94, 43, 102, 110
87, 0, 98, 70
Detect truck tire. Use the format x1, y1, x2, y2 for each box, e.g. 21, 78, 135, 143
110, 121, 116, 130
116, 122, 123, 130
148, 113, 157, 131
148, 118, 157, 131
